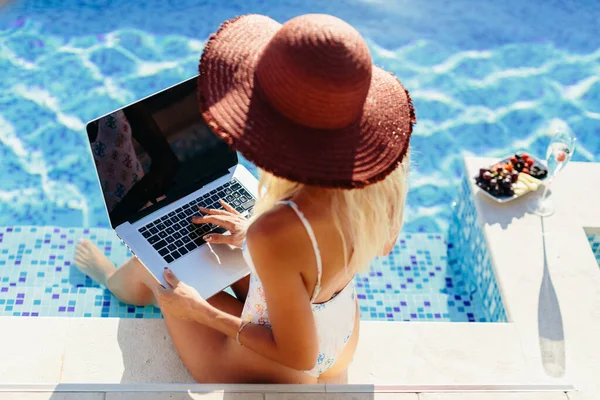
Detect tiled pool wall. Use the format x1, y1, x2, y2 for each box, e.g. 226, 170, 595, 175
588, 231, 600, 269
355, 233, 486, 322
0, 181, 507, 322
0, 226, 161, 318
0, 226, 452, 320
0, 159, 506, 322
447, 176, 508, 323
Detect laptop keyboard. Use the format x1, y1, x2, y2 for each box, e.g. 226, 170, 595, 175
138, 179, 254, 264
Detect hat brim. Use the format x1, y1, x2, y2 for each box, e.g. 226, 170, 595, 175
198, 15, 415, 189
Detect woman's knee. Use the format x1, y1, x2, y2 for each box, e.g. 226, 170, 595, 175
184, 341, 235, 383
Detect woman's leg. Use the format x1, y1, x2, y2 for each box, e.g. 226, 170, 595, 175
73, 239, 315, 383
162, 291, 315, 384
73, 239, 155, 306
230, 275, 250, 301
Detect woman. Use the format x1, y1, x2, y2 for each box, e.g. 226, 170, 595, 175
73, 13, 415, 383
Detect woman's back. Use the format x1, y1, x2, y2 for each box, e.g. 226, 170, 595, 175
241, 196, 359, 377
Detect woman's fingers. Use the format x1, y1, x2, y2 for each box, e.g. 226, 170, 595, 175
197, 206, 229, 216
163, 267, 180, 288
203, 233, 233, 245
219, 200, 240, 215
191, 215, 234, 231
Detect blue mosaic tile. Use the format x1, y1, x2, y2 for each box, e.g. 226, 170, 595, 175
446, 176, 508, 322
587, 232, 600, 269
0, 226, 161, 318
0, 223, 504, 322
354, 233, 487, 321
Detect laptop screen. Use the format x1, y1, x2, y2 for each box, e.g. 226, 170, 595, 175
86, 76, 237, 228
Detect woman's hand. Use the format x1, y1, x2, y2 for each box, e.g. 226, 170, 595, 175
157, 268, 215, 324
191, 200, 249, 248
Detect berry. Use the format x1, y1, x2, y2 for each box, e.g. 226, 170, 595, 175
556, 151, 567, 162
477, 156, 537, 198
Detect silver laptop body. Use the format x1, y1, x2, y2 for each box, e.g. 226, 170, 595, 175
85, 76, 255, 298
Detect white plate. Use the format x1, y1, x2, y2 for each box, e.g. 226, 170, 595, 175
474, 153, 548, 203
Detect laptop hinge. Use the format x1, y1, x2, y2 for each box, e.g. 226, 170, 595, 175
126, 168, 231, 225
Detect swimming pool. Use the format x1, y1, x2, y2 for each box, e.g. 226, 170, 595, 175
1, 0, 598, 232
0, 0, 598, 321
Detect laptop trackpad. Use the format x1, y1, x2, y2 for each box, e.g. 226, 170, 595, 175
167, 244, 249, 299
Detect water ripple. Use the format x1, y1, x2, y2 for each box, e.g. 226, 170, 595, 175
0, 19, 598, 232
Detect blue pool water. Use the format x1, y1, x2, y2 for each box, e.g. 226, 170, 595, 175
1, 0, 598, 232
0, 0, 598, 321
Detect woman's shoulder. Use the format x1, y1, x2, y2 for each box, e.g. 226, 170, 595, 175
245, 204, 308, 273
247, 204, 297, 248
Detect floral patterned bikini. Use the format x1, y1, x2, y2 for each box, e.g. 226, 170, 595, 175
240, 200, 357, 377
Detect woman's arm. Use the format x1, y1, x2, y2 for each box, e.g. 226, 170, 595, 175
159, 256, 318, 371
158, 212, 320, 371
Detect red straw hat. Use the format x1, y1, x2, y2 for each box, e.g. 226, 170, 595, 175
198, 14, 415, 189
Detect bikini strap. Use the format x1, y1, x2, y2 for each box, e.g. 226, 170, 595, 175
276, 200, 322, 302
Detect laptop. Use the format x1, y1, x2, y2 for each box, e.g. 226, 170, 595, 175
85, 75, 256, 298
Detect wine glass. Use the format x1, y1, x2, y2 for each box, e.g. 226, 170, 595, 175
530, 128, 576, 217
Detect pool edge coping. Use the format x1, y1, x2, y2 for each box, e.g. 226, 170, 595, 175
0, 383, 575, 393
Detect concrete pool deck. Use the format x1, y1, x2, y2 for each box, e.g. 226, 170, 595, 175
1, 156, 599, 399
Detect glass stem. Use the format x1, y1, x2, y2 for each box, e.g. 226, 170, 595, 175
540, 175, 554, 204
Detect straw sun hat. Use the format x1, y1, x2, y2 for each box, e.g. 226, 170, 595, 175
197, 14, 415, 189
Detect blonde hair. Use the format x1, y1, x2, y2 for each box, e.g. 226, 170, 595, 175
251, 153, 410, 273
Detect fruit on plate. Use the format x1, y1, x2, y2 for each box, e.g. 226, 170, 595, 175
476, 166, 516, 197
509, 153, 547, 179
475, 152, 548, 199
513, 173, 542, 196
